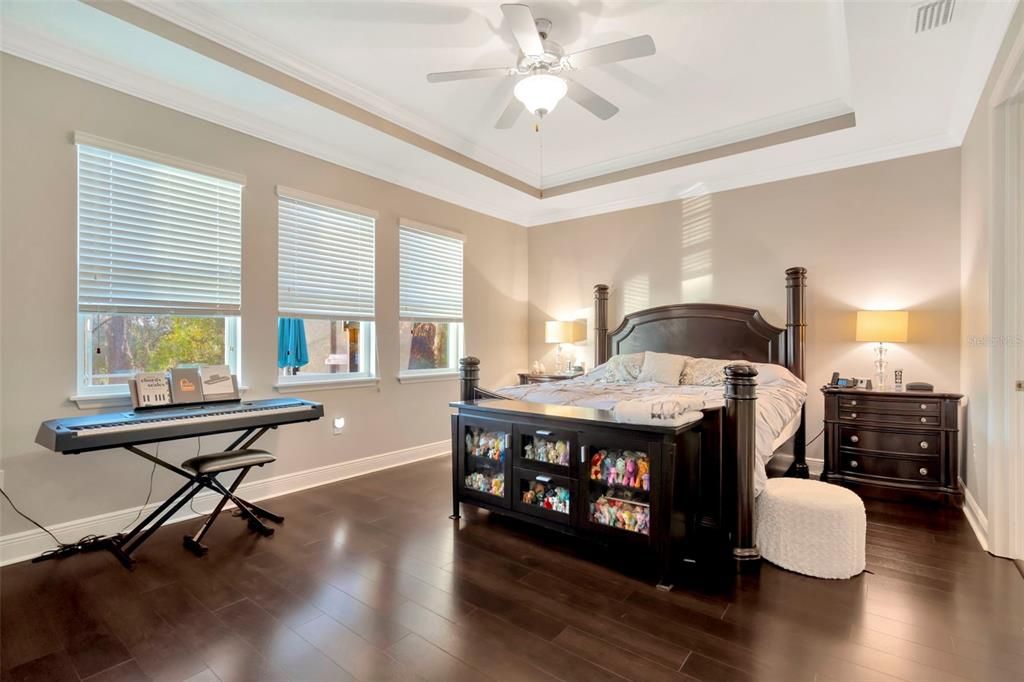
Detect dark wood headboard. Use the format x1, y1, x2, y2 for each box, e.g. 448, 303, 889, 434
593, 267, 807, 380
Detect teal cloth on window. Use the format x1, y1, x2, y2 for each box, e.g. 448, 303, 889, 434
277, 318, 309, 369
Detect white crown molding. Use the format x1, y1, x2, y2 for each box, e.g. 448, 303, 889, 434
522, 130, 959, 226
0, 442, 447, 566
0, 24, 535, 226
130, 0, 544, 188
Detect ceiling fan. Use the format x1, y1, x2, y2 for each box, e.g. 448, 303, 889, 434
426, 3, 656, 128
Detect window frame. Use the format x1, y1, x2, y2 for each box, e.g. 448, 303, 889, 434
275, 187, 378, 388
397, 220, 465, 379
73, 134, 246, 399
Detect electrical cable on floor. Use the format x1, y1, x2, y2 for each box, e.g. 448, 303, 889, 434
120, 443, 160, 532
806, 427, 825, 447
0, 488, 104, 559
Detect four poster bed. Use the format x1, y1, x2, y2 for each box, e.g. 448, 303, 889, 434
450, 267, 808, 587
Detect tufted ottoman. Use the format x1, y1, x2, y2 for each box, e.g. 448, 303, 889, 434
756, 478, 866, 579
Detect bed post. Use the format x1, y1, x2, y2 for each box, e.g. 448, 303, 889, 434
785, 267, 809, 479
594, 284, 610, 366
459, 356, 480, 402
725, 363, 760, 572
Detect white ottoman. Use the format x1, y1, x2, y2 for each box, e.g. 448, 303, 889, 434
756, 478, 866, 579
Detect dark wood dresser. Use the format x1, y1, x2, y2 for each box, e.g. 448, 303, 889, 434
821, 387, 964, 506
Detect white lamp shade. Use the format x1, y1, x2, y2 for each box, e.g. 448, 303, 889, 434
514, 74, 568, 117
855, 310, 909, 343
545, 320, 585, 344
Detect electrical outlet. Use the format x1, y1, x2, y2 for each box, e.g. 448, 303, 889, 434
332, 417, 345, 435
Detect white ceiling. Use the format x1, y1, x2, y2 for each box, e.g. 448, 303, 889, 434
0, 1, 1017, 226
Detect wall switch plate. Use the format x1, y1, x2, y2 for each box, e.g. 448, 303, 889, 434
332, 417, 345, 435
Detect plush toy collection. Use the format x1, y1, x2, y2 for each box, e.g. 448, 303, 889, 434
589, 449, 650, 491
589, 496, 651, 535
466, 429, 506, 462
523, 438, 570, 466
521, 479, 571, 513
465, 471, 504, 497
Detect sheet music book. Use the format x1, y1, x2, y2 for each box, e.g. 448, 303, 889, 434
169, 368, 204, 404
200, 365, 238, 401
131, 372, 171, 408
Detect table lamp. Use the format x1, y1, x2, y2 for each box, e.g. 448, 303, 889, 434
545, 320, 585, 373
856, 310, 908, 389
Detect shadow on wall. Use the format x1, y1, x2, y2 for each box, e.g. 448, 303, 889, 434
679, 191, 713, 302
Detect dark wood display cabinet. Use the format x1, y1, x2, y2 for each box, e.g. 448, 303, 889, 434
821, 387, 965, 506
451, 399, 723, 589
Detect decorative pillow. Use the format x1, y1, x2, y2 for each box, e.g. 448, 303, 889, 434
601, 353, 644, 383
681, 357, 752, 386
636, 352, 690, 385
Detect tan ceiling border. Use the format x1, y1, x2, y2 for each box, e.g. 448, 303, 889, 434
540, 112, 857, 198
82, 0, 541, 198
83, 0, 856, 202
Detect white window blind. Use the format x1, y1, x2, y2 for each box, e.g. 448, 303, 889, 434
77, 143, 243, 315
399, 224, 464, 321
278, 190, 375, 320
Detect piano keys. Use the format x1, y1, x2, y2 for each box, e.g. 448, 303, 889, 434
36, 397, 324, 454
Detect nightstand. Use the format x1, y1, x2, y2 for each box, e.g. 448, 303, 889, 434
821, 387, 964, 506
517, 371, 583, 385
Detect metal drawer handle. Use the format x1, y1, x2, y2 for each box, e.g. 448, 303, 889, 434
580, 445, 586, 464
850, 435, 859, 443
536, 430, 552, 436
850, 460, 859, 468
851, 400, 857, 406
920, 404, 928, 410
850, 413, 857, 419
920, 441, 929, 450
504, 434, 510, 449
920, 417, 928, 423
919, 467, 928, 476
536, 475, 551, 483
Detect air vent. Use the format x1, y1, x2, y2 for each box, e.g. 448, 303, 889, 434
912, 0, 955, 33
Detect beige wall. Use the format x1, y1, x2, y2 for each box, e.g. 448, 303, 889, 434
959, 4, 1024, 514
0, 55, 528, 535
528, 150, 963, 462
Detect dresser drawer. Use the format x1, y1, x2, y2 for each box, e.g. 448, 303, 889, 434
838, 396, 941, 414
840, 452, 940, 484
839, 410, 940, 427
839, 426, 940, 456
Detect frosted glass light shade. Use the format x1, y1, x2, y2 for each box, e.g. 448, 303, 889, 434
855, 311, 908, 343
514, 74, 568, 117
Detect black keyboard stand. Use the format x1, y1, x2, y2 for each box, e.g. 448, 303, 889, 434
33, 426, 281, 569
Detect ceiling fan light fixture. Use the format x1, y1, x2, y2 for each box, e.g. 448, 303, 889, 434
514, 73, 567, 117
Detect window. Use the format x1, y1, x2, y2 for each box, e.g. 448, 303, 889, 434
75, 135, 243, 395
277, 187, 376, 384
398, 222, 464, 376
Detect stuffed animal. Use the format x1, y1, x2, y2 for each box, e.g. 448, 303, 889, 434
590, 452, 604, 480
623, 458, 637, 488
606, 455, 618, 486
554, 440, 568, 465
635, 510, 650, 535
523, 490, 535, 504
634, 456, 651, 489
615, 457, 626, 485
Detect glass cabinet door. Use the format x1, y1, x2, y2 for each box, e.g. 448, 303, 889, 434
460, 418, 511, 506
581, 438, 653, 538
515, 426, 575, 477
512, 468, 574, 524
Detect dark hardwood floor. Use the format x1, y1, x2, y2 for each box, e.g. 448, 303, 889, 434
2, 456, 1022, 682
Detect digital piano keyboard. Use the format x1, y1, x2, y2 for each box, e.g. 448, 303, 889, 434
36, 398, 324, 454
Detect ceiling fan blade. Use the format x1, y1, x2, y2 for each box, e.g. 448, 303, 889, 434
427, 67, 513, 83
501, 4, 545, 57
566, 35, 656, 70
495, 97, 523, 129
566, 79, 619, 120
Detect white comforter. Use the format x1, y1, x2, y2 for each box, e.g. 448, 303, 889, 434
495, 374, 806, 494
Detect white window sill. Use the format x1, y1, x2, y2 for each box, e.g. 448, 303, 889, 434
274, 377, 380, 393
396, 371, 460, 384
71, 386, 251, 410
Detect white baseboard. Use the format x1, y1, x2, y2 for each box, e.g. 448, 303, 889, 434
960, 478, 990, 552
0, 440, 447, 566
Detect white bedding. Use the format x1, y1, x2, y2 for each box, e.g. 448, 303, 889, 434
495, 371, 806, 495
